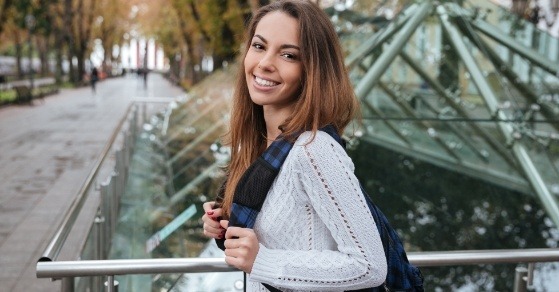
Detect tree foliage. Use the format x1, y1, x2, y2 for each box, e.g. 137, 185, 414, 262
146, 0, 254, 85
0, 0, 268, 86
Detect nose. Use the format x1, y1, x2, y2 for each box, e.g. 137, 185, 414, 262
257, 52, 275, 71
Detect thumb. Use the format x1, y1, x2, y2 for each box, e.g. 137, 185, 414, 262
202, 201, 215, 212
220, 220, 229, 229
212, 208, 223, 218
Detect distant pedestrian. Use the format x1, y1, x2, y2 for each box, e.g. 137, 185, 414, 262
141, 68, 148, 88
530, 5, 540, 25
91, 67, 99, 93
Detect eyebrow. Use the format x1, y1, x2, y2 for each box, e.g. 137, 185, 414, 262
254, 34, 300, 50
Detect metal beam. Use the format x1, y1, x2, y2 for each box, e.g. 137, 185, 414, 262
164, 98, 225, 146
456, 18, 559, 131
360, 134, 530, 195
379, 82, 462, 161
169, 160, 223, 206
345, 3, 417, 68
399, 51, 517, 167
470, 18, 559, 77
354, 1, 432, 99
438, 4, 559, 227
167, 119, 226, 165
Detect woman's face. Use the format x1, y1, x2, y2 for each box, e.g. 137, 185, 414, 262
244, 11, 303, 110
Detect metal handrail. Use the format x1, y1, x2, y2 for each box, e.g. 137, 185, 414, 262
410, 248, 559, 266
36, 248, 559, 279
37, 258, 236, 278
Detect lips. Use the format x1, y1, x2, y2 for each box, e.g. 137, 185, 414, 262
254, 75, 279, 87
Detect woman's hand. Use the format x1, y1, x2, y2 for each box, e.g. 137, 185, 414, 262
220, 220, 260, 274
202, 201, 225, 239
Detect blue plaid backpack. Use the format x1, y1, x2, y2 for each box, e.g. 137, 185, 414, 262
216, 125, 424, 291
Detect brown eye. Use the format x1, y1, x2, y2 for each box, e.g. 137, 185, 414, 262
281, 52, 298, 61
251, 43, 265, 50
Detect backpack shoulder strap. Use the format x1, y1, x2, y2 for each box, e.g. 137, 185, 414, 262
228, 134, 296, 229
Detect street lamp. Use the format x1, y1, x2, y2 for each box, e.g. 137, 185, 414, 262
25, 14, 36, 91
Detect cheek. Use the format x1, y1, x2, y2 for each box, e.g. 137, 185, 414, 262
244, 53, 256, 72
285, 67, 303, 87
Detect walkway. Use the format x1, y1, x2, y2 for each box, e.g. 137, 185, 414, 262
0, 73, 185, 291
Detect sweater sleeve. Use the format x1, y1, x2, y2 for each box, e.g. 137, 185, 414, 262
249, 132, 387, 291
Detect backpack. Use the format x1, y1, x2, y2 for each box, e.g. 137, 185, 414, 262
218, 125, 424, 291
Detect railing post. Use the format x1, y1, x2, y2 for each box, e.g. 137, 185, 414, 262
61, 277, 74, 292
100, 180, 112, 254
110, 172, 118, 237
93, 215, 106, 292
513, 266, 528, 292
142, 102, 147, 125
105, 276, 119, 292
94, 215, 106, 259
526, 263, 535, 290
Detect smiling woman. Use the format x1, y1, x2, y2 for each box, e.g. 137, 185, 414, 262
201, 1, 387, 291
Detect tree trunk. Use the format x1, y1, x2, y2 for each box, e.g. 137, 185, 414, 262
38, 36, 49, 75
76, 0, 85, 82
75, 0, 97, 83
64, 0, 76, 83
14, 30, 24, 79
55, 39, 64, 84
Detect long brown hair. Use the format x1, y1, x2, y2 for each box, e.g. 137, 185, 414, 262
221, 0, 360, 217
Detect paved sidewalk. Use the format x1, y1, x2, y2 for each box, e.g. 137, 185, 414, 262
0, 73, 185, 291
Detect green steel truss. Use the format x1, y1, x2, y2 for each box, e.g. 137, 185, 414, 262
342, 1, 559, 226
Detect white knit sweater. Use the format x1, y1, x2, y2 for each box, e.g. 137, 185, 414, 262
247, 131, 387, 291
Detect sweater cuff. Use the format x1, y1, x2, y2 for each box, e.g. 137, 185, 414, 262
249, 243, 280, 284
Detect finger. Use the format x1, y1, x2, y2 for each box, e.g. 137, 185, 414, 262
203, 214, 222, 226
224, 254, 248, 273
202, 213, 218, 223
203, 208, 222, 222
220, 220, 229, 230
203, 229, 222, 239
211, 208, 223, 218
224, 227, 245, 240
203, 222, 224, 235
203, 222, 226, 239
224, 239, 233, 249
202, 201, 215, 212
203, 202, 219, 220
223, 237, 239, 249
224, 226, 256, 240
224, 254, 240, 267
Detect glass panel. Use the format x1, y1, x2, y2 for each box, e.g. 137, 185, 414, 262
104, 71, 236, 291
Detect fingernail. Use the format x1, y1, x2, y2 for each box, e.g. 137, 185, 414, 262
206, 211, 214, 216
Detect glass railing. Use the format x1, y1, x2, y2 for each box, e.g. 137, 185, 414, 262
105, 69, 234, 291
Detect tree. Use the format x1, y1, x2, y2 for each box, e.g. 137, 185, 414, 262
0, 0, 14, 36
93, 0, 133, 75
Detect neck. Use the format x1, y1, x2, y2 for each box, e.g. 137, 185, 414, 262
263, 105, 293, 147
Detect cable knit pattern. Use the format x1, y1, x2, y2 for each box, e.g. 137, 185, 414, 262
248, 131, 387, 291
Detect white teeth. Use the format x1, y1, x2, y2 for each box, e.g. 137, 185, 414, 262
255, 76, 279, 87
